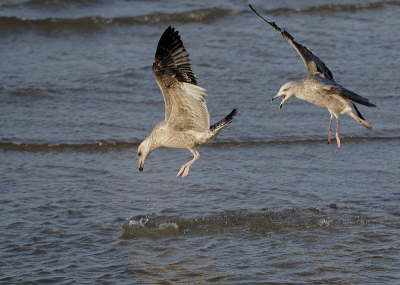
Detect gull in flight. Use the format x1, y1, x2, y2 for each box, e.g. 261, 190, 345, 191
138, 26, 237, 178
250, 5, 376, 148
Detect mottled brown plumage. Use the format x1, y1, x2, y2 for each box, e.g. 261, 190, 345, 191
138, 26, 236, 178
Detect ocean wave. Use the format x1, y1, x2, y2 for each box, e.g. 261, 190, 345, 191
1, 1, 395, 33
269, 1, 400, 15
1, 0, 110, 8
1, 136, 398, 152
121, 206, 376, 239
23, 0, 102, 8
0, 8, 238, 33
0, 141, 137, 152
7, 88, 56, 99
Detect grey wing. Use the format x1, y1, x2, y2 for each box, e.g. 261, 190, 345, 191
325, 85, 376, 108
152, 26, 210, 132
249, 5, 334, 81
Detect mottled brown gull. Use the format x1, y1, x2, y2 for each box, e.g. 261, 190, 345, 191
250, 5, 376, 148
138, 26, 237, 178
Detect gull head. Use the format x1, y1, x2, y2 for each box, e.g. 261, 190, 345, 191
137, 139, 152, 172
271, 81, 298, 109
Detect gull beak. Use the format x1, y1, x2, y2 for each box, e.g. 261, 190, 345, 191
280, 94, 287, 109
271, 93, 281, 103
271, 94, 286, 109
139, 161, 144, 172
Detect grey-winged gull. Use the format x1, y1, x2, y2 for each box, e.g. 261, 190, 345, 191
138, 26, 237, 178
250, 5, 376, 148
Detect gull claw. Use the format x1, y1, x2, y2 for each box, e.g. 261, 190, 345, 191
176, 165, 190, 179
336, 133, 341, 149
328, 129, 332, 144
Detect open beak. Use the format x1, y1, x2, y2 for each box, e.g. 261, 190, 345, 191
271, 93, 280, 103
271, 94, 286, 109
139, 161, 144, 171
279, 94, 286, 109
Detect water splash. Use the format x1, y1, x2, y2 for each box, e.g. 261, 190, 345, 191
128, 216, 149, 228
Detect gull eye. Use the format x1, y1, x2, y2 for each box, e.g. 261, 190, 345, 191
138, 152, 142, 157
283, 88, 288, 92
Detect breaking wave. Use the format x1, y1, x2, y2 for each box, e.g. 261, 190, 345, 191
0, 8, 239, 33
1, 1, 396, 34
1, 136, 398, 152
268, 1, 400, 15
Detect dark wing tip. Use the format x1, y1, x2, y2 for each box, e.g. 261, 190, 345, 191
352, 102, 365, 120
153, 26, 197, 85
250, 5, 334, 81
338, 87, 377, 108
249, 8, 284, 40
226, 108, 238, 119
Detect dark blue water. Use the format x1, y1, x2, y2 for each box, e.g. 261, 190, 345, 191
1, 0, 400, 283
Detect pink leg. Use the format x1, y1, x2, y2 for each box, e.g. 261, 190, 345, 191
176, 149, 200, 178
328, 112, 334, 143
336, 117, 341, 149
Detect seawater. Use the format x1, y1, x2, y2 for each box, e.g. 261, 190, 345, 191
1, 0, 400, 283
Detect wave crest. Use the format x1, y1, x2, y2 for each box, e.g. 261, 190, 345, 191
269, 1, 400, 15
0, 8, 238, 33
1, 136, 398, 152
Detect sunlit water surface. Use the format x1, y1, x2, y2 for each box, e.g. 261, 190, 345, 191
1, 0, 400, 283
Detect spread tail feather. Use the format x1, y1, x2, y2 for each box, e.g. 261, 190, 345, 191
351, 102, 373, 131
355, 117, 373, 131
210, 109, 237, 132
